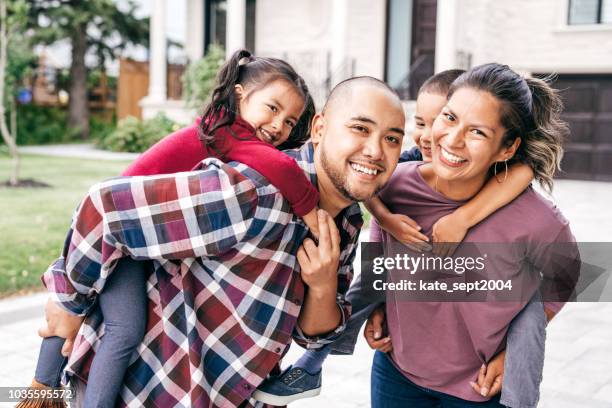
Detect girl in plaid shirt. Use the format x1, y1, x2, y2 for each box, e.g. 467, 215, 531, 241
22, 49, 323, 408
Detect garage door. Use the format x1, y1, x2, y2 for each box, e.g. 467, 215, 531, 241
545, 74, 612, 181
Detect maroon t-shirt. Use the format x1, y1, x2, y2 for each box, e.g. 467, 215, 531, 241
370, 162, 579, 401
122, 117, 318, 216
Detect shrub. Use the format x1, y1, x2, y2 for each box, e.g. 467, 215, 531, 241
182, 44, 225, 110
90, 112, 117, 142
0, 105, 117, 146
14, 105, 72, 145
97, 113, 180, 153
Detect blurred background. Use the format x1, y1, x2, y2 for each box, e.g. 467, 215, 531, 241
0, 1, 611, 406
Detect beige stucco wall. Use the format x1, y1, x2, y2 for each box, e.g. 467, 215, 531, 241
254, 0, 387, 103
450, 0, 612, 74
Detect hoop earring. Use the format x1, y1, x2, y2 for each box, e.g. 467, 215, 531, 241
494, 160, 508, 183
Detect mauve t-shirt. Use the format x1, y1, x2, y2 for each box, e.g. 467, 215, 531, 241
370, 162, 579, 401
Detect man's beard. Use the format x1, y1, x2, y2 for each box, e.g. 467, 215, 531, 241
320, 144, 383, 202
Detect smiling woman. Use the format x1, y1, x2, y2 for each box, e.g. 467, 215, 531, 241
369, 63, 579, 408
429, 63, 567, 198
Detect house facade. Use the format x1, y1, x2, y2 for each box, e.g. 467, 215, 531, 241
143, 0, 612, 180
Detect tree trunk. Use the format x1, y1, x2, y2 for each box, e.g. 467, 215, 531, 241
68, 21, 89, 139
0, 0, 20, 186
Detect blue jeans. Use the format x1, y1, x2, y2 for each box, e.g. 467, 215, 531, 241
371, 351, 506, 408
35, 257, 148, 407
327, 273, 546, 408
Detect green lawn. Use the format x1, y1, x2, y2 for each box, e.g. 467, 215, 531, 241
0, 152, 131, 296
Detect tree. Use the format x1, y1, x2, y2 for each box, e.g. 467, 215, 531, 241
28, 0, 148, 139
0, 0, 32, 186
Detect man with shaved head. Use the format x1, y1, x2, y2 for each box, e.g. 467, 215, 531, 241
40, 76, 405, 407
253, 78, 407, 405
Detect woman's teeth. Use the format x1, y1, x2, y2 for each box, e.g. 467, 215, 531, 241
441, 148, 467, 164
351, 163, 378, 175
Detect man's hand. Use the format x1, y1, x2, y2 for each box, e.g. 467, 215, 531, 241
431, 212, 469, 257
364, 305, 392, 353
297, 209, 340, 295
469, 350, 505, 397
380, 213, 431, 252
38, 297, 84, 357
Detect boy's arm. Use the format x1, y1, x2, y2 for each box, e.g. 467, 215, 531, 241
432, 163, 534, 255
365, 196, 429, 250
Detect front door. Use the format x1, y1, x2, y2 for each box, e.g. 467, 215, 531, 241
408, 0, 437, 99
546, 74, 612, 181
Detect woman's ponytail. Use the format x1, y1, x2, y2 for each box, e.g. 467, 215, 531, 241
523, 76, 569, 193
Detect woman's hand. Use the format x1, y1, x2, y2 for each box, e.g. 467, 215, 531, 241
38, 297, 84, 357
431, 212, 469, 257
364, 305, 392, 353
380, 213, 431, 252
469, 350, 505, 397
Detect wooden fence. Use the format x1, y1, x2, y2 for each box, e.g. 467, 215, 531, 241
117, 58, 185, 120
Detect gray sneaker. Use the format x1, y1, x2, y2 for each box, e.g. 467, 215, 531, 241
252, 366, 322, 405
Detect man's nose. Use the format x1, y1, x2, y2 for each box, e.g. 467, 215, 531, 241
363, 135, 383, 159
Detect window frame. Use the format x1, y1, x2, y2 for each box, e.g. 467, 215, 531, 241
567, 0, 611, 25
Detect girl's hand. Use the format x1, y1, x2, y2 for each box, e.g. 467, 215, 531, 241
380, 213, 431, 252
38, 297, 84, 357
431, 212, 469, 257
469, 350, 505, 397
301, 207, 320, 241
364, 305, 392, 353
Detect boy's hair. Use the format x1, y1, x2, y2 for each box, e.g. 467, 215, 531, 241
200, 49, 315, 151
418, 69, 466, 97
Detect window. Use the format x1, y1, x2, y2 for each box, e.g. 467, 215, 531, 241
205, 0, 227, 51
568, 0, 612, 24
204, 0, 256, 53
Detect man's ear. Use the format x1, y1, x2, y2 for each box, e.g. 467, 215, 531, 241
310, 113, 325, 146
497, 137, 521, 162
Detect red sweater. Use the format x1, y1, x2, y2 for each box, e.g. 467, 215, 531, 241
122, 117, 319, 216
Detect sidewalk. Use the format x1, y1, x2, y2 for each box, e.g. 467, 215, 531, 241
18, 144, 140, 161
0, 179, 610, 407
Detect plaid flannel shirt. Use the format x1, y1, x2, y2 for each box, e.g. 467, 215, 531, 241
42, 142, 363, 407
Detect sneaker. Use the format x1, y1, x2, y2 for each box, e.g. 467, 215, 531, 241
252, 366, 322, 405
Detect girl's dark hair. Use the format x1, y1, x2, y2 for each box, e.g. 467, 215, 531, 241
200, 49, 314, 151
419, 69, 466, 96
448, 63, 569, 192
